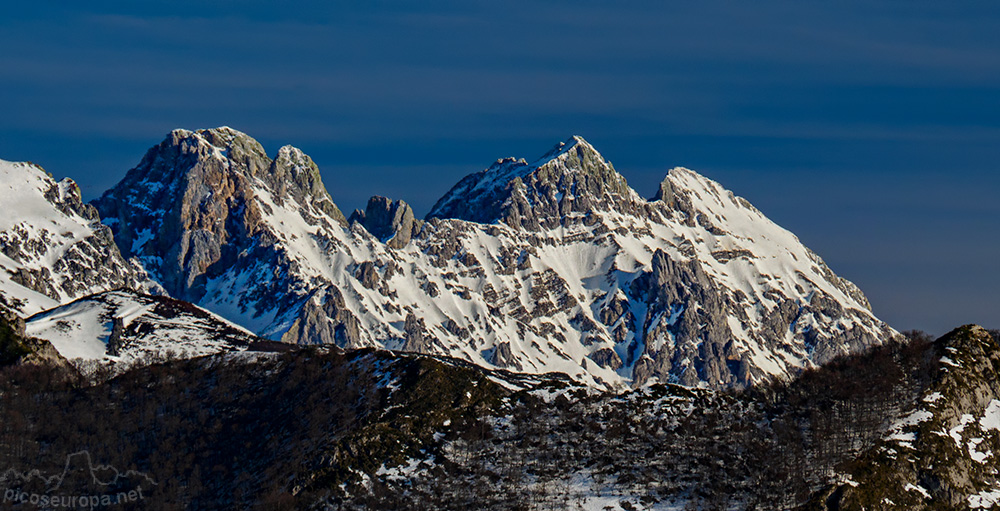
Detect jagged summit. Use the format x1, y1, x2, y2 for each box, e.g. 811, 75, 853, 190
427, 135, 644, 229
92, 128, 347, 301
80, 130, 896, 390
265, 145, 345, 222
349, 196, 421, 249
130, 128, 333, 199
171, 126, 264, 154
532, 135, 606, 168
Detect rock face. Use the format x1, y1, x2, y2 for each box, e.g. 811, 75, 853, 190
92, 129, 896, 389
0, 159, 159, 317
816, 326, 1000, 510
429, 136, 649, 230
279, 286, 363, 348
349, 196, 421, 249
92, 128, 346, 303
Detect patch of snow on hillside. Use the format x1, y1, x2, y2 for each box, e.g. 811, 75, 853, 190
970, 489, 1000, 509
26, 299, 111, 359
981, 400, 1000, 430
950, 414, 976, 447
923, 392, 943, 403
904, 483, 931, 499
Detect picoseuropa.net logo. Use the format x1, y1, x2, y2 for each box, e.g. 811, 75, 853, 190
3, 488, 147, 509
1, 450, 156, 509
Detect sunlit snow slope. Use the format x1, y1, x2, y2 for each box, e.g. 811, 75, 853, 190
25, 289, 260, 365
0, 159, 158, 317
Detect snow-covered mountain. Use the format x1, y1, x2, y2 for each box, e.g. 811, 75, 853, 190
25, 289, 261, 366
0, 159, 160, 317
92, 127, 895, 389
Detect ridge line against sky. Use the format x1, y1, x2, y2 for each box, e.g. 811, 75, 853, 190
0, 1, 997, 334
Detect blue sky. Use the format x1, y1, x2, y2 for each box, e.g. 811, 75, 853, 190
1, 1, 997, 334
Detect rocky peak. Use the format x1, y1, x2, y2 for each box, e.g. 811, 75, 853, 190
93, 128, 346, 301
652, 176, 675, 206
264, 145, 346, 224
532, 135, 612, 179
94, 129, 263, 299
427, 136, 646, 229
0, 159, 157, 314
193, 126, 270, 172
349, 196, 421, 249
80, 130, 896, 393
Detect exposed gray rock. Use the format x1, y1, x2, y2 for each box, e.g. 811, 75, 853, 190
355, 261, 379, 290
92, 127, 346, 303
106, 317, 125, 356
491, 342, 523, 371
349, 196, 421, 249
625, 249, 742, 386
266, 145, 346, 225
427, 136, 652, 229
85, 131, 896, 391
402, 313, 433, 354
652, 176, 675, 207
588, 347, 623, 371
280, 287, 363, 348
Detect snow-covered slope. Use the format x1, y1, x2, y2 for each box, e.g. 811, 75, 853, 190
0, 159, 159, 317
95, 129, 896, 389
25, 289, 261, 366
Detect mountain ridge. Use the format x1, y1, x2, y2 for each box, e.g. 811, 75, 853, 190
0, 158, 160, 316
3, 127, 896, 389
428, 135, 647, 230
3, 319, 994, 509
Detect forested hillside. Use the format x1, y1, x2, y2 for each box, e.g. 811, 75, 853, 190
3, 324, 997, 509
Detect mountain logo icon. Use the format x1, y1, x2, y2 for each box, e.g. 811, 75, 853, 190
1, 451, 156, 508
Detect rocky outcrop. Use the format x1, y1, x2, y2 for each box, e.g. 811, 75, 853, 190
0, 159, 158, 316
92, 127, 346, 302
0, 304, 76, 376
587, 347, 623, 371
401, 313, 434, 354
815, 326, 1000, 510
628, 249, 739, 386
428, 136, 651, 229
92, 128, 263, 299
490, 341, 523, 371
263, 145, 346, 224
349, 196, 422, 249
106, 317, 125, 356
280, 287, 363, 348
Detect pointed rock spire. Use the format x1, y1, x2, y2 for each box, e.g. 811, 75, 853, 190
267, 145, 346, 224
349, 196, 421, 248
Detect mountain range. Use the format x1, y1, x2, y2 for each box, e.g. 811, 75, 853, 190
1, 127, 895, 389
3, 128, 999, 509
